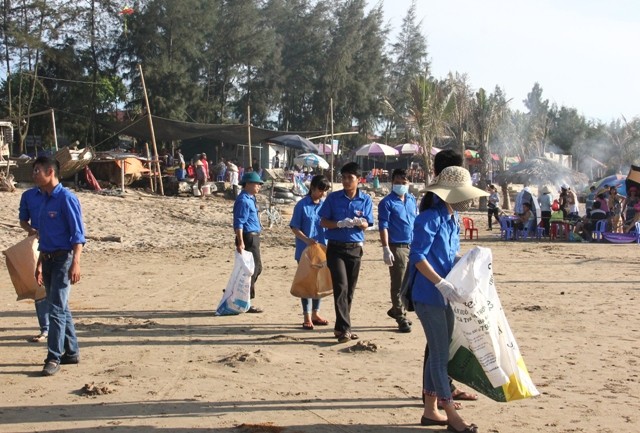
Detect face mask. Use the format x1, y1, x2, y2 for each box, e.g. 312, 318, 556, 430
393, 184, 409, 196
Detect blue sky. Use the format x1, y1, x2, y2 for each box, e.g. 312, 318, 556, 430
374, 0, 640, 123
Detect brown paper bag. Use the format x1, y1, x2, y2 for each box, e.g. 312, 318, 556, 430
3, 236, 45, 301
290, 243, 333, 299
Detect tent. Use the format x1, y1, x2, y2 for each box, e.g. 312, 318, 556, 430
100, 114, 318, 147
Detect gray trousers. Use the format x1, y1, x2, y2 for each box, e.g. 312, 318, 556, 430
388, 245, 409, 319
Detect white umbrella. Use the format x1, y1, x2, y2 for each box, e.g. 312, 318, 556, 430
294, 153, 329, 169
394, 143, 422, 155
355, 142, 399, 157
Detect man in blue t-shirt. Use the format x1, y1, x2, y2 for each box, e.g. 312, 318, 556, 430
319, 162, 373, 343
19, 186, 49, 343
33, 156, 86, 376
233, 171, 265, 313
378, 168, 417, 333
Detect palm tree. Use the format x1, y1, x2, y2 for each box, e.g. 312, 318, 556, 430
405, 76, 452, 185
447, 72, 472, 167
469, 87, 507, 207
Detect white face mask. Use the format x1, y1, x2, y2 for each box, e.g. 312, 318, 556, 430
393, 184, 409, 196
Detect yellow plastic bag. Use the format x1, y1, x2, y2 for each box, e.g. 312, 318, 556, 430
290, 243, 333, 299
3, 236, 46, 301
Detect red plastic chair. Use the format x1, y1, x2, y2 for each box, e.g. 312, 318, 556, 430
462, 217, 479, 240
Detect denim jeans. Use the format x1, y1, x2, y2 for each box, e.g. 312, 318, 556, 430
301, 298, 321, 314
34, 298, 49, 334
415, 301, 454, 403
42, 252, 79, 362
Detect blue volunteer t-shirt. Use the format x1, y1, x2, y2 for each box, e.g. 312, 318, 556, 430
318, 188, 373, 243
38, 184, 86, 252
289, 195, 327, 261
233, 190, 261, 233
378, 191, 417, 244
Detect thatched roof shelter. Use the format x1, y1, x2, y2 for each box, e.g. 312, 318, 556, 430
496, 157, 588, 186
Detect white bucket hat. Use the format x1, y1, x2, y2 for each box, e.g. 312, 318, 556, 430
424, 166, 489, 203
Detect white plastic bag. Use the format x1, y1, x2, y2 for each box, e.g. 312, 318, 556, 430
215, 250, 254, 315
446, 246, 539, 402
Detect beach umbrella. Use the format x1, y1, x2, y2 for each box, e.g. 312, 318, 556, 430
355, 142, 399, 157
267, 134, 319, 153
293, 153, 329, 169
593, 174, 627, 196
394, 143, 422, 155
317, 143, 337, 155
495, 157, 588, 186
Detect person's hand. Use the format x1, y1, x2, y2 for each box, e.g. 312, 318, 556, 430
382, 246, 394, 266
28, 228, 38, 237
236, 239, 245, 253
435, 278, 465, 303
337, 218, 355, 228
69, 261, 81, 284
35, 263, 43, 287
353, 217, 368, 227
305, 238, 318, 246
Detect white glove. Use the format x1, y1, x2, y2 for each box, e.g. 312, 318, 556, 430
435, 278, 465, 304
382, 246, 394, 266
353, 217, 368, 227
337, 218, 355, 228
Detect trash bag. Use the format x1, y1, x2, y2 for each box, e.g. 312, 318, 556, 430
445, 246, 539, 402
3, 236, 46, 301
290, 243, 332, 299
215, 250, 254, 315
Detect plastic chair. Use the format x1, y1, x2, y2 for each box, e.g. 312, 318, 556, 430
462, 217, 479, 240
499, 217, 514, 240
592, 220, 607, 241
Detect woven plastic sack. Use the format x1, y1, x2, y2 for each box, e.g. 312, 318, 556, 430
3, 236, 46, 301
290, 243, 333, 299
445, 246, 539, 402
215, 250, 254, 315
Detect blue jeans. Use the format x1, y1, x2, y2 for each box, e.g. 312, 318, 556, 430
42, 252, 79, 362
34, 298, 49, 334
415, 301, 454, 403
301, 298, 321, 314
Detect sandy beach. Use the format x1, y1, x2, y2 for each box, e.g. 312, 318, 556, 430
0, 185, 638, 433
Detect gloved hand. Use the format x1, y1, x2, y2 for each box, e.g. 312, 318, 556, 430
435, 278, 465, 304
337, 218, 355, 228
382, 246, 394, 266
353, 217, 368, 227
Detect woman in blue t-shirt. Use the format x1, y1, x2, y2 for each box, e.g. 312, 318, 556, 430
290, 175, 331, 330
409, 166, 487, 433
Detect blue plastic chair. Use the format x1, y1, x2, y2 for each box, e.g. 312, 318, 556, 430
499, 217, 514, 240
592, 220, 607, 241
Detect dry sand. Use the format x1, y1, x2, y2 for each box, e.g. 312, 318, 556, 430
0, 185, 638, 433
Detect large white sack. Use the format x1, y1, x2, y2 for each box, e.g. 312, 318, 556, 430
215, 250, 254, 315
446, 246, 539, 402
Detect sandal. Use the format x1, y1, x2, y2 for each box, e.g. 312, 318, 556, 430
29, 333, 47, 343
447, 423, 478, 433
335, 332, 359, 343
302, 322, 314, 330
452, 389, 478, 401
311, 317, 329, 326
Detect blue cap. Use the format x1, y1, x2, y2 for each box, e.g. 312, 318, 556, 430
240, 171, 264, 186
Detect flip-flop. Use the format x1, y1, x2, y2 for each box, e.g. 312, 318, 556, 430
29, 333, 47, 343
302, 322, 314, 330
311, 318, 329, 326
452, 389, 478, 401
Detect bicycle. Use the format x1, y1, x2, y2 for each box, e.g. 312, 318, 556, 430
259, 181, 283, 228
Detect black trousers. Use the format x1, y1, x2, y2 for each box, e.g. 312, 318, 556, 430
541, 211, 551, 236
326, 242, 363, 334
487, 206, 500, 229
238, 233, 262, 299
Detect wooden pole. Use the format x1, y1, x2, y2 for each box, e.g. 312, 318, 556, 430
119, 158, 126, 193
145, 142, 155, 193
247, 105, 252, 167
51, 109, 58, 151
138, 64, 164, 196
330, 97, 334, 189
